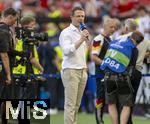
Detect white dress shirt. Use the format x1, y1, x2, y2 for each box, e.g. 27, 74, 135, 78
59, 24, 87, 70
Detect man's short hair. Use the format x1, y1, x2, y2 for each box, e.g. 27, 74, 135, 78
131, 31, 144, 44
124, 18, 137, 31
2, 8, 17, 17
20, 16, 35, 26
137, 5, 148, 13
103, 17, 114, 27
71, 7, 84, 16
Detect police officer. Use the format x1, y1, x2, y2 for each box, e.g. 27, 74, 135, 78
100, 31, 144, 124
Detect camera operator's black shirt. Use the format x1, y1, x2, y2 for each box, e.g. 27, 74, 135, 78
0, 22, 14, 73
0, 23, 11, 53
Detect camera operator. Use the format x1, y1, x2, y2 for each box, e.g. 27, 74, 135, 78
0, 8, 17, 96
13, 16, 45, 124
0, 8, 18, 124
100, 31, 144, 124
13, 16, 44, 99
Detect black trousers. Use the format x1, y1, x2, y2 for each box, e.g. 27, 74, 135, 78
95, 68, 105, 124
96, 78, 105, 100
47, 77, 59, 108
128, 69, 142, 124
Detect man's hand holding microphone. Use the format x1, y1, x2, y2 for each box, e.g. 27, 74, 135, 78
80, 22, 89, 42
75, 22, 90, 49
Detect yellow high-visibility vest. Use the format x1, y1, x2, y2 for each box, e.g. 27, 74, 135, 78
54, 46, 62, 71
13, 39, 40, 74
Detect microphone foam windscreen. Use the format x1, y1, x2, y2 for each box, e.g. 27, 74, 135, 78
80, 22, 87, 31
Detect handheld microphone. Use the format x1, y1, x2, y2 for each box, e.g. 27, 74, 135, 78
80, 22, 87, 31
80, 22, 89, 40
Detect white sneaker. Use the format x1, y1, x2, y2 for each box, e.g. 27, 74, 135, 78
47, 108, 58, 115
145, 113, 150, 118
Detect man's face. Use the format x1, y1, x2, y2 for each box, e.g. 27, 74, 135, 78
24, 21, 36, 30
8, 15, 17, 26
71, 10, 85, 27
138, 9, 146, 17
105, 21, 116, 36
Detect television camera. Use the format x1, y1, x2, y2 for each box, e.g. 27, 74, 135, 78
15, 27, 48, 45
